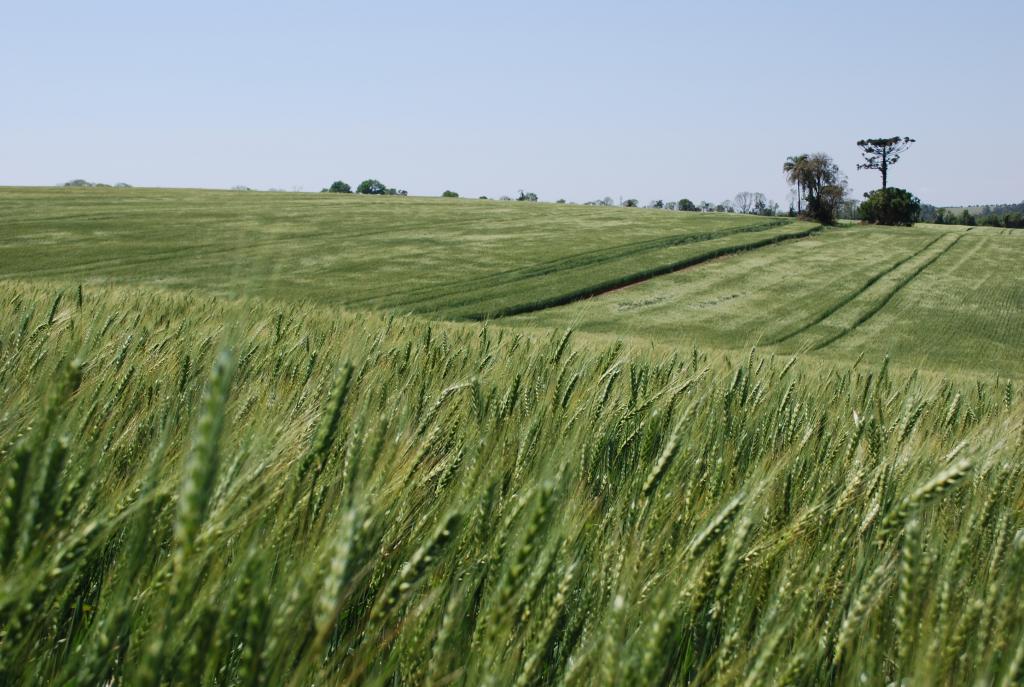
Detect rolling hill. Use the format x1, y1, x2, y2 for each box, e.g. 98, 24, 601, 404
2, 186, 1021, 377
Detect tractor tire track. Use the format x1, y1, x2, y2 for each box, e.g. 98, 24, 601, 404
811, 233, 963, 351
766, 234, 945, 346
351, 219, 795, 309
473, 224, 824, 321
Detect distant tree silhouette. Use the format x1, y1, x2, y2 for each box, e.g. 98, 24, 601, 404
800, 154, 848, 224
783, 155, 809, 213
357, 179, 387, 194
856, 137, 915, 190
734, 192, 759, 214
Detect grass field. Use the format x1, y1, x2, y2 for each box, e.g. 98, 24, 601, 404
508, 223, 1024, 377
2, 187, 1024, 685
0, 187, 799, 320
2, 187, 1020, 377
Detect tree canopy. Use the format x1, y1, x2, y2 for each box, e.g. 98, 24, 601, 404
859, 187, 921, 226
784, 153, 848, 224
856, 136, 914, 190
783, 155, 809, 213
357, 179, 387, 195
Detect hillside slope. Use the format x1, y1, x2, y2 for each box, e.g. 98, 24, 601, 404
0, 187, 790, 319
508, 224, 1024, 377
2, 187, 1020, 377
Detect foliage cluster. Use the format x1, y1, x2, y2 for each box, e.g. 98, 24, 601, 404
924, 204, 1024, 228
860, 188, 922, 226
783, 153, 849, 224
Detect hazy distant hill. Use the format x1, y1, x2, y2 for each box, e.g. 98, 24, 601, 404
62, 179, 131, 188
921, 200, 1024, 227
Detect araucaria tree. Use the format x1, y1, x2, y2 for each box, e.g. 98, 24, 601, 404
856, 136, 914, 190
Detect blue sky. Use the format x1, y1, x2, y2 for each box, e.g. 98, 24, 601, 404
2, 0, 1021, 206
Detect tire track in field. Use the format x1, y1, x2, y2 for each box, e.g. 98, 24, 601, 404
350, 218, 794, 309
474, 224, 824, 320
945, 235, 988, 282
766, 234, 946, 346
811, 233, 963, 351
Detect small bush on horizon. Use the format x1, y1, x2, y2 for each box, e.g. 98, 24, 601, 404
326, 180, 352, 193
357, 179, 387, 194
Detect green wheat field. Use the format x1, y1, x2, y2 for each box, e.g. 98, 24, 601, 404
1, 186, 1023, 686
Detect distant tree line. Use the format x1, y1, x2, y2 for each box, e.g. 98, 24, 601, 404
576, 194, 780, 215
466, 185, 1019, 227
318, 180, 790, 215
315, 154, 1012, 230
322, 179, 408, 196
62, 179, 132, 188
921, 202, 1024, 228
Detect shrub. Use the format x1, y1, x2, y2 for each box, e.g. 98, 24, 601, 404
327, 181, 352, 193
860, 187, 921, 226
357, 179, 387, 195
441, 190, 459, 198
803, 185, 846, 225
